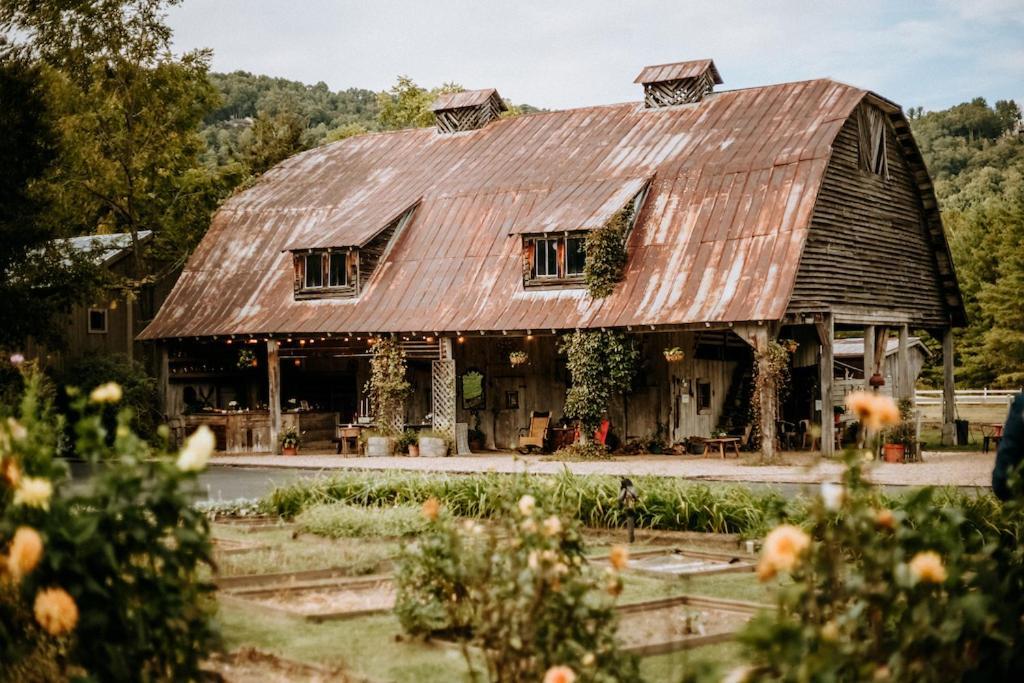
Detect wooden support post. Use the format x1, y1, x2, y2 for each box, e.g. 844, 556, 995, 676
941, 329, 956, 446
267, 339, 281, 454
157, 344, 170, 417
815, 314, 835, 456
863, 326, 875, 390
125, 292, 135, 364
733, 323, 778, 461
897, 324, 911, 403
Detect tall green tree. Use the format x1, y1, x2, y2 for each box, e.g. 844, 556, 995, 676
1, 0, 227, 316
376, 76, 464, 130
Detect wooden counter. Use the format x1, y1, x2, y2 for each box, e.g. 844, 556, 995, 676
182, 410, 338, 453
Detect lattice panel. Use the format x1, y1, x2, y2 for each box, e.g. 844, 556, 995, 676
643, 73, 715, 108
431, 359, 456, 440
435, 103, 500, 133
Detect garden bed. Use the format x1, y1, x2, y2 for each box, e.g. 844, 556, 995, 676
212, 536, 271, 555
204, 647, 350, 682
220, 573, 396, 622
592, 548, 754, 577
616, 595, 764, 655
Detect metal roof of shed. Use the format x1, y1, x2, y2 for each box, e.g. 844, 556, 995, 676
140, 78, 872, 340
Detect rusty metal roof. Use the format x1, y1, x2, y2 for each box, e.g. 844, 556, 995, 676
634, 59, 722, 85
140, 78, 870, 340
430, 88, 505, 111
507, 176, 651, 235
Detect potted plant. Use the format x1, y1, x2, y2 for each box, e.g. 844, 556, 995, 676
396, 429, 419, 457
364, 431, 394, 457
883, 399, 915, 463
663, 347, 685, 363
782, 339, 799, 354
237, 348, 257, 369
280, 426, 300, 456
418, 430, 450, 457
509, 350, 528, 367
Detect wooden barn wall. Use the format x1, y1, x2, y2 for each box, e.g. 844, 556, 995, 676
453, 332, 737, 450
788, 107, 950, 326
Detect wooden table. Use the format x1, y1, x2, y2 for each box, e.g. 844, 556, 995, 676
703, 437, 741, 459
333, 425, 364, 455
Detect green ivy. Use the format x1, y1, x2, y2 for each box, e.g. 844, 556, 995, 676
365, 337, 410, 437
583, 204, 632, 298
559, 331, 638, 432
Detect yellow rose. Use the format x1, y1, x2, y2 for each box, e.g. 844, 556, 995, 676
909, 551, 947, 584
609, 544, 629, 571
2, 458, 20, 488
756, 524, 811, 582
89, 381, 123, 404
14, 477, 53, 510
543, 665, 577, 683
176, 425, 215, 472
34, 587, 79, 636
7, 527, 43, 581
845, 391, 900, 431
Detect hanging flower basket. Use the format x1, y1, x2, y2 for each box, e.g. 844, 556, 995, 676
509, 351, 528, 367
782, 339, 799, 354
663, 347, 686, 363
236, 349, 256, 369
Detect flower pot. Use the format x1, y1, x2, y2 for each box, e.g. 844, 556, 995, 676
882, 443, 905, 463
365, 436, 393, 457
407, 444, 420, 457
418, 436, 448, 458
282, 446, 298, 456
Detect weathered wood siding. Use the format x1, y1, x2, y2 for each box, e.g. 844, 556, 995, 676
789, 105, 950, 326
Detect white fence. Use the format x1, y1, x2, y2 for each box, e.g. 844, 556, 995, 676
914, 388, 1021, 406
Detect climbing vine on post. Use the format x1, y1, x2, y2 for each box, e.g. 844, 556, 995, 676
365, 336, 411, 436
559, 330, 638, 438
583, 203, 633, 298
751, 340, 793, 463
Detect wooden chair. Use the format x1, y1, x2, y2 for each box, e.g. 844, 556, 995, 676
517, 411, 550, 453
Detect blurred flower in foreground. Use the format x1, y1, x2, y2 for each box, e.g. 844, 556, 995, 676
14, 477, 52, 510
609, 544, 629, 570
845, 391, 900, 431
421, 497, 440, 521
909, 550, 947, 584
7, 526, 43, 581
9, 353, 25, 366
518, 494, 535, 516
543, 665, 576, 683
757, 524, 811, 581
89, 381, 123, 404
176, 425, 214, 472
34, 587, 79, 635
820, 481, 845, 511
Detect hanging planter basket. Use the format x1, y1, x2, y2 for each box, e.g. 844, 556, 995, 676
663, 347, 686, 363
509, 351, 528, 367
782, 339, 799, 354
237, 348, 256, 370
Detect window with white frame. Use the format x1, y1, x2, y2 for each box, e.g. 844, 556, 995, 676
87, 308, 108, 334
525, 234, 587, 284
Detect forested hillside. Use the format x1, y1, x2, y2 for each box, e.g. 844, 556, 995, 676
910, 99, 1024, 386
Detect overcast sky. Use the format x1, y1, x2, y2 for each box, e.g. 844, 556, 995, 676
167, 0, 1024, 112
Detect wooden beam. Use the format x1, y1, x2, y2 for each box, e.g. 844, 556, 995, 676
157, 344, 170, 419
863, 326, 875, 390
733, 323, 778, 461
267, 339, 282, 454
941, 329, 956, 445
815, 314, 835, 456
897, 324, 912, 403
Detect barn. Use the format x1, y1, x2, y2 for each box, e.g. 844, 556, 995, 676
139, 59, 965, 456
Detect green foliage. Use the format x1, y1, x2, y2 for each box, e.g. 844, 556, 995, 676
376, 76, 463, 130
243, 109, 308, 175
365, 337, 411, 436
0, 366, 217, 680
297, 503, 427, 539
583, 204, 632, 298
551, 441, 611, 461
395, 429, 419, 452
396, 494, 638, 682
738, 443, 1024, 681
54, 351, 158, 438
280, 425, 300, 448
560, 331, 638, 432
910, 97, 1024, 386
751, 340, 792, 462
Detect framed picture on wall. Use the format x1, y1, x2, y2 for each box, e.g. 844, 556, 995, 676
505, 390, 519, 410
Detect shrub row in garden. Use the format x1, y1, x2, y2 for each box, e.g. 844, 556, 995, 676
262, 469, 1007, 541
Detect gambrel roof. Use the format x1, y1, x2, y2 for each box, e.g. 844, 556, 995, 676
140, 77, 958, 340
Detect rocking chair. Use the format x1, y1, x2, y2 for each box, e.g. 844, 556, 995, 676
517, 411, 551, 454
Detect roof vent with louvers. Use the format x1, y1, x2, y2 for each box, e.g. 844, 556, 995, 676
634, 59, 722, 108
430, 88, 507, 134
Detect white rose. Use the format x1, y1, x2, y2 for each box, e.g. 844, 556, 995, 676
176, 425, 215, 472
820, 481, 845, 511
14, 477, 53, 510
89, 382, 123, 404
517, 494, 536, 516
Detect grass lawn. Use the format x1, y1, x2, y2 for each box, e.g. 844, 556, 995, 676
210, 510, 770, 681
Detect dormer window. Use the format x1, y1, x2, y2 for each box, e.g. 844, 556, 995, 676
294, 249, 358, 299
528, 234, 587, 284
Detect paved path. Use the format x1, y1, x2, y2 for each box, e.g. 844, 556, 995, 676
209, 450, 995, 489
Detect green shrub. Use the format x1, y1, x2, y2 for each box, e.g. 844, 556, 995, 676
297, 503, 428, 538
396, 494, 638, 682
54, 351, 159, 439
551, 441, 612, 461
0, 366, 217, 680
737, 423, 1024, 680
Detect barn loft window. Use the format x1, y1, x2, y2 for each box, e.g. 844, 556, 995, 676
525, 234, 588, 284
294, 249, 358, 299
857, 104, 890, 179
87, 308, 108, 334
